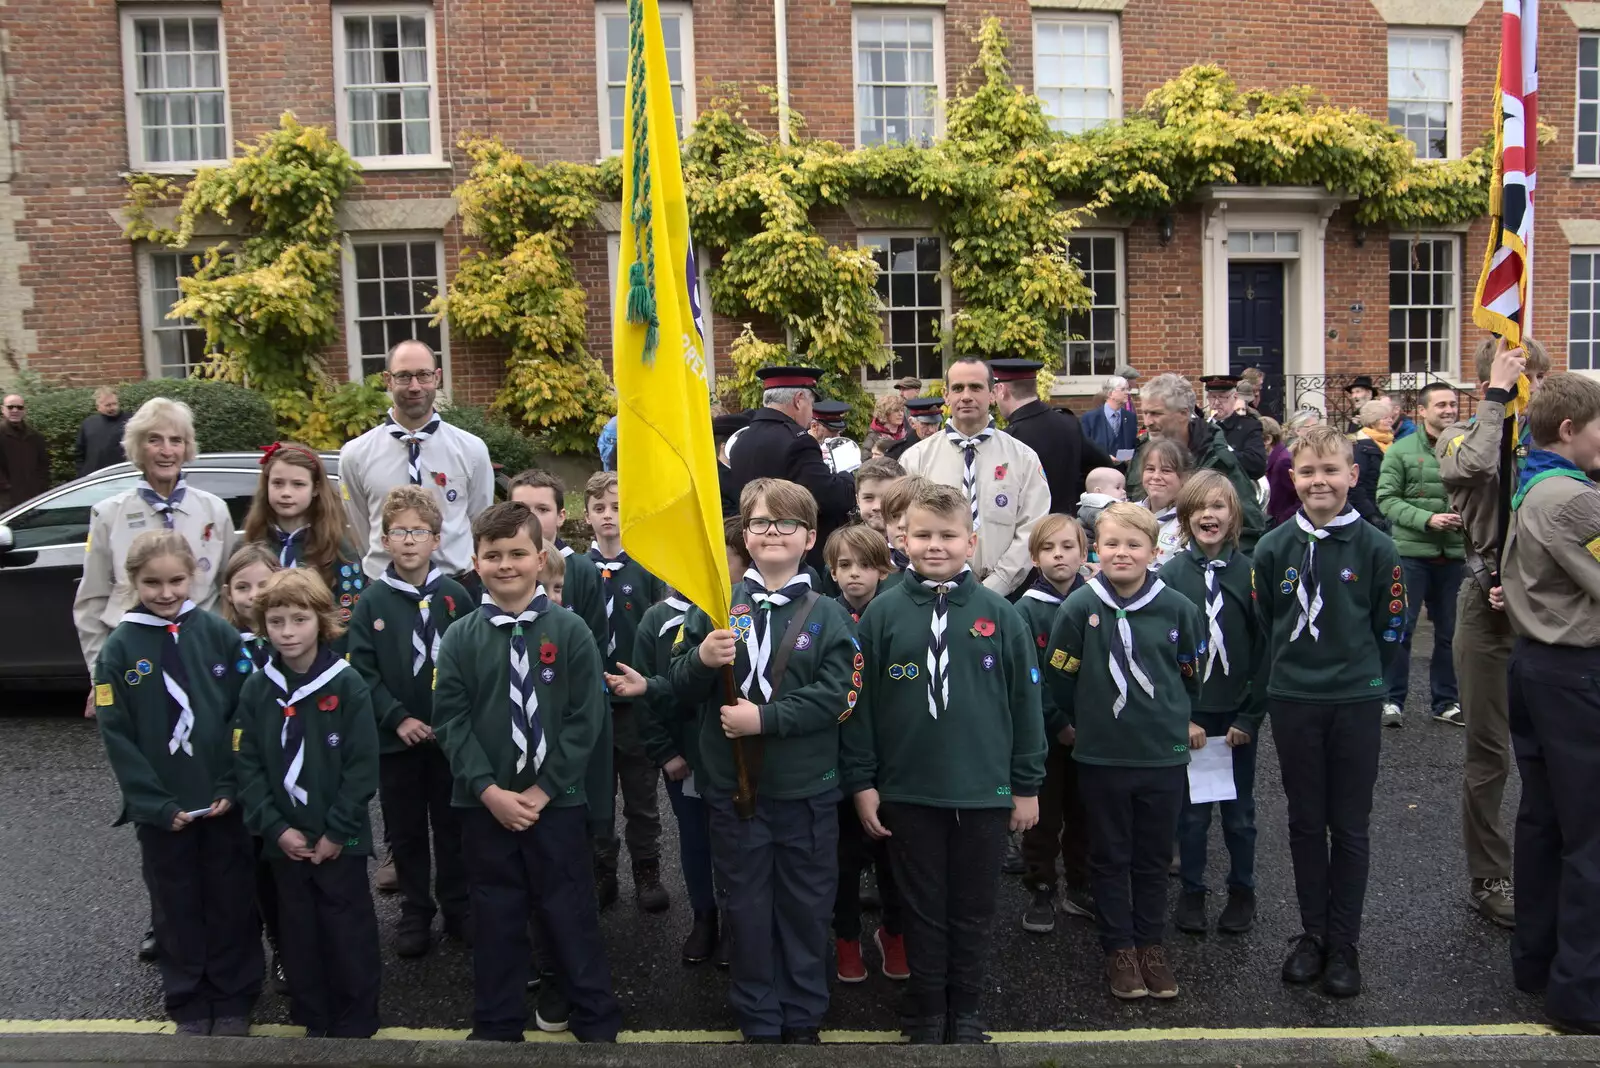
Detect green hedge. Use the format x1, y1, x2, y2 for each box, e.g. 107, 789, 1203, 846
27, 379, 279, 485
444, 403, 543, 477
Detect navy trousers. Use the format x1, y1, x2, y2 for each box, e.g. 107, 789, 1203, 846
271, 852, 380, 1037
1077, 763, 1186, 951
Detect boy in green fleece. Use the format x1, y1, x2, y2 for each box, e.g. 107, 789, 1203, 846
433, 501, 620, 1042
95, 530, 261, 1036
669, 477, 855, 1045
1158, 472, 1266, 936
235, 568, 380, 1037
1251, 424, 1404, 1000
1045, 502, 1204, 1003
844, 481, 1045, 1045
347, 485, 472, 958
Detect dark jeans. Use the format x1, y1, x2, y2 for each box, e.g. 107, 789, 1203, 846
1178, 710, 1258, 895
1020, 741, 1090, 892
1270, 700, 1382, 948
137, 808, 263, 1023
1077, 763, 1186, 951
834, 800, 903, 940
1385, 557, 1462, 710
594, 703, 662, 870
707, 788, 839, 1037
881, 802, 1009, 1019
665, 777, 715, 914
378, 744, 467, 926
1509, 639, 1600, 1023
271, 852, 380, 1036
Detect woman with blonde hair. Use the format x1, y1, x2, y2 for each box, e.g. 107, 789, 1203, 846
870, 391, 907, 440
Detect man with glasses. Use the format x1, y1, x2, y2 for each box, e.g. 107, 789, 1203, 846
0, 393, 50, 510
339, 340, 495, 597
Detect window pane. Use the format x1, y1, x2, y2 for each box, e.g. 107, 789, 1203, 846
192, 19, 219, 51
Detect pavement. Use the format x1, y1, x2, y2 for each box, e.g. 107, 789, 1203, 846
0, 620, 1576, 1065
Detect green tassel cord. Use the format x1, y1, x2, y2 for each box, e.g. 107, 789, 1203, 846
624, 0, 660, 365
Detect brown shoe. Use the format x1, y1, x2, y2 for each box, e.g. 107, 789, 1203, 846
1106, 948, 1147, 999
1139, 944, 1179, 998
374, 853, 399, 894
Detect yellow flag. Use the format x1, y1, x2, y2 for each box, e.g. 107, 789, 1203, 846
614, 0, 730, 624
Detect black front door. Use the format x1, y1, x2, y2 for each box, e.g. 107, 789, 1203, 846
1229, 262, 1286, 418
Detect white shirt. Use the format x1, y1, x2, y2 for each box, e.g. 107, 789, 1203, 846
338, 410, 495, 578
901, 426, 1050, 595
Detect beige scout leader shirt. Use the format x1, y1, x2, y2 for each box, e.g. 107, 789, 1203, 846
900, 426, 1050, 595
1502, 471, 1600, 647
72, 485, 237, 670
1436, 395, 1515, 586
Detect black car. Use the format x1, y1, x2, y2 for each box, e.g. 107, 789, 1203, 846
0, 453, 340, 688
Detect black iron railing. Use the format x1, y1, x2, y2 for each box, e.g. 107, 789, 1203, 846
1253, 372, 1478, 428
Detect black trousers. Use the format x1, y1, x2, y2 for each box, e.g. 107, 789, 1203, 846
251, 835, 280, 948
881, 802, 1009, 1019
1021, 741, 1091, 891
593, 703, 662, 871
272, 852, 381, 1037
462, 804, 621, 1042
1509, 639, 1600, 1024
1077, 762, 1185, 952
136, 808, 263, 1023
835, 800, 903, 940
1270, 699, 1382, 948
379, 744, 467, 925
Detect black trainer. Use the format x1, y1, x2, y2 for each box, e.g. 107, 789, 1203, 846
901, 1014, 945, 1045
1217, 888, 1256, 933
395, 921, 431, 959
1021, 886, 1056, 933
535, 972, 570, 1033
946, 1014, 990, 1044
782, 1028, 821, 1044
1174, 889, 1208, 933
1001, 834, 1025, 875
1282, 933, 1327, 984
139, 928, 160, 962
1322, 943, 1361, 997
682, 908, 718, 964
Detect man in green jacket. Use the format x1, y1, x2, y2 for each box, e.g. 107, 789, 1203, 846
1376, 383, 1465, 728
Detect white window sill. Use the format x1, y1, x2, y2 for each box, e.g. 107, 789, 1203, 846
128, 160, 232, 175
1573, 166, 1600, 179
1049, 376, 1113, 397
348, 156, 452, 172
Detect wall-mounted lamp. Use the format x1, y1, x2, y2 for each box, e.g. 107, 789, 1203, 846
1354, 225, 1367, 248
1158, 213, 1175, 247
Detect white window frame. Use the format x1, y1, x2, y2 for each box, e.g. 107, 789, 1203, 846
341, 232, 450, 386
332, 4, 445, 170
1387, 233, 1461, 378
605, 231, 715, 367
595, 2, 696, 157
852, 7, 945, 150
1577, 33, 1600, 176
1054, 230, 1125, 393
1387, 29, 1463, 161
137, 245, 215, 379
857, 230, 950, 385
1030, 13, 1120, 135
120, 6, 232, 173
1569, 247, 1600, 374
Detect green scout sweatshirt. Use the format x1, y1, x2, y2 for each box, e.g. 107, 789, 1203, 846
433, 603, 606, 809
586, 548, 667, 679
670, 577, 856, 800
94, 608, 249, 828
1251, 509, 1405, 703
556, 541, 616, 835
841, 570, 1048, 807
634, 596, 700, 772
1157, 545, 1267, 734
1044, 574, 1204, 768
1013, 577, 1081, 738
347, 575, 473, 754
235, 653, 379, 857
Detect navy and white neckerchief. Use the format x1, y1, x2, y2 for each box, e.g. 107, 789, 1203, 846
1290, 507, 1362, 642
658, 593, 690, 638
381, 565, 445, 675
740, 568, 813, 702
912, 566, 970, 720
890, 545, 910, 571
238, 632, 270, 672
588, 547, 629, 655
272, 525, 306, 568
262, 648, 348, 806
944, 423, 995, 531
1192, 548, 1230, 680
123, 601, 200, 755
555, 538, 575, 559
837, 592, 874, 624
1087, 574, 1163, 717
1021, 571, 1079, 607
385, 411, 441, 486
480, 590, 550, 775
135, 477, 187, 530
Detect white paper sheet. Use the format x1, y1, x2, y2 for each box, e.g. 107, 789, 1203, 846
1187, 738, 1237, 804
1113, 448, 1136, 463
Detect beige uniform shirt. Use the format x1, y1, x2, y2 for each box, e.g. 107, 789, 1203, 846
72, 485, 237, 669
1436, 397, 1515, 582
901, 426, 1050, 595
1503, 472, 1600, 647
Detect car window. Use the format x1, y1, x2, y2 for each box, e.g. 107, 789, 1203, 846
7, 477, 139, 550
187, 469, 272, 530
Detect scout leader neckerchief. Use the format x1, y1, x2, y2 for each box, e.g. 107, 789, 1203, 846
910, 566, 972, 720
658, 593, 690, 637
480, 589, 550, 775
737, 569, 814, 703
135, 477, 187, 530
1087, 573, 1161, 718
1189, 545, 1232, 681
271, 525, 306, 569
1290, 506, 1362, 642
122, 600, 201, 755
588, 547, 630, 655
262, 648, 348, 806
381, 565, 448, 676
1510, 449, 1595, 511
385, 411, 441, 486
944, 422, 995, 532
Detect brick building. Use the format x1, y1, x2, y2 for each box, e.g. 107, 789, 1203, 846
2, 0, 1599, 418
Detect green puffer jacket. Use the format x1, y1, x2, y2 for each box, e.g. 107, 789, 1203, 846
1376, 428, 1465, 560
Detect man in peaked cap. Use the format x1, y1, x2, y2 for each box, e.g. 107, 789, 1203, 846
991, 358, 1114, 513
810, 400, 862, 475
1202, 374, 1266, 480
886, 396, 943, 462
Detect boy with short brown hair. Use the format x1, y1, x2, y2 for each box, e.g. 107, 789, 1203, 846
855, 456, 906, 535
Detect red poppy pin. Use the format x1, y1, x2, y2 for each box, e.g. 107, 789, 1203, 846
443, 594, 456, 614
994, 464, 1008, 481
971, 617, 996, 638
202, 522, 215, 543
1035, 634, 1047, 648
539, 641, 558, 665
433, 471, 448, 488
318, 695, 339, 712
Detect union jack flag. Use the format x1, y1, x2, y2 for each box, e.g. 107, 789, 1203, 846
1472, 0, 1539, 350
